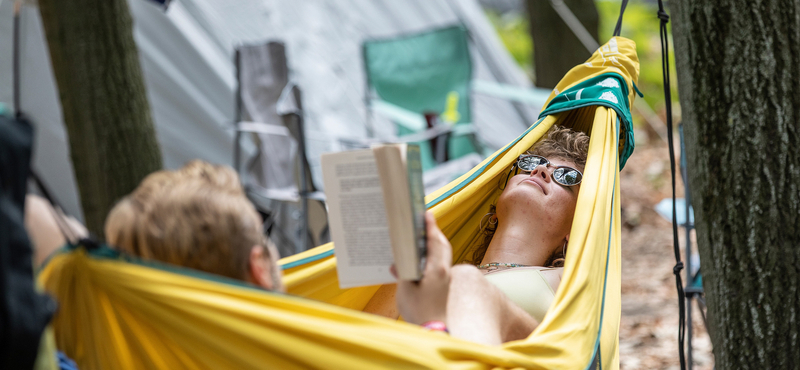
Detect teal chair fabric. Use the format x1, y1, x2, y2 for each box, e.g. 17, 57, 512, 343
363, 25, 477, 170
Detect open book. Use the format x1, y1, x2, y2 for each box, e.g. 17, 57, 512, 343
321, 143, 427, 289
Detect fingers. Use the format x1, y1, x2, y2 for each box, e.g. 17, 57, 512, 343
424, 211, 452, 274
425, 211, 443, 240
393, 211, 451, 325
390, 264, 398, 279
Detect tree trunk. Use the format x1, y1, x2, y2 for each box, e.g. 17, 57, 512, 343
38, 0, 162, 237
526, 0, 598, 88
672, 1, 800, 368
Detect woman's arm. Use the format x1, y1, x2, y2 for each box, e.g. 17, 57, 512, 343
447, 265, 539, 345
362, 284, 399, 319
393, 212, 538, 344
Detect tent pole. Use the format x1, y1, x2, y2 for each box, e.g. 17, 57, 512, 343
548, 0, 600, 51
296, 114, 309, 254
234, 48, 243, 174
291, 87, 310, 254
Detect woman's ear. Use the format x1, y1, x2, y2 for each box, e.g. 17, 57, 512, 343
249, 245, 276, 291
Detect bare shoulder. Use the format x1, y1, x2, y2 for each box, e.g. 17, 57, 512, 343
24, 195, 88, 267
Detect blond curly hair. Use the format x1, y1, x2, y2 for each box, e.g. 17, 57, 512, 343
105, 160, 264, 280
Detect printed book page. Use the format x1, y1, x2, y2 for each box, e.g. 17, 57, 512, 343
321, 149, 395, 288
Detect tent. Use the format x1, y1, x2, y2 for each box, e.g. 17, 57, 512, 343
0, 0, 543, 226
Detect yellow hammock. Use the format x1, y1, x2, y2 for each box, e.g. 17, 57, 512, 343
39, 37, 639, 370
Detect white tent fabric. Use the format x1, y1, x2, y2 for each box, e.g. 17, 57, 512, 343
0, 0, 542, 222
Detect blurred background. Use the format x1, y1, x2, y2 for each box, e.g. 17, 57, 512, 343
0, 0, 708, 368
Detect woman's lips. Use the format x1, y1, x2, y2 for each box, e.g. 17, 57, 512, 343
522, 178, 547, 195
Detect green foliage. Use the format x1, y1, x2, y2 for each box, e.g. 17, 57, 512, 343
486, 11, 533, 78
596, 0, 679, 111
486, 1, 681, 125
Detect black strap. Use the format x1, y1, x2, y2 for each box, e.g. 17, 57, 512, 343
29, 171, 60, 210
656, 1, 687, 369
613, 0, 629, 37
77, 237, 102, 251
30, 171, 80, 244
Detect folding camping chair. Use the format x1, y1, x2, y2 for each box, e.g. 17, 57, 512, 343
362, 25, 552, 172
233, 42, 328, 257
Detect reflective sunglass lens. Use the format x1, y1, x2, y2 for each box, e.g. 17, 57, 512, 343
553, 168, 581, 186
518, 155, 582, 186
519, 155, 547, 171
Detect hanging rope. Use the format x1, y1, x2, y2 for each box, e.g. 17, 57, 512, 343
656, 1, 687, 369
613, 0, 629, 37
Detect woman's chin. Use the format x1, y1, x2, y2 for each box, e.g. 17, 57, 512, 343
499, 185, 543, 205
497, 193, 544, 219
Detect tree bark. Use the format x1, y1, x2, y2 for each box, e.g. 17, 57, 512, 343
526, 0, 598, 88
672, 1, 800, 368
38, 0, 162, 237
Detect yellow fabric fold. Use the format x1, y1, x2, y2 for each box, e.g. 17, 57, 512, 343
39, 37, 638, 370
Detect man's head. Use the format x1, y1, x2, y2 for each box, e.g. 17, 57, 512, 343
105, 160, 283, 292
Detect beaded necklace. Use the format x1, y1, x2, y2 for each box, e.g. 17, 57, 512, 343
477, 262, 531, 270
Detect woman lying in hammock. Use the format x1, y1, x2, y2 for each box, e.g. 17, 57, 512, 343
26, 126, 587, 346
392, 125, 589, 345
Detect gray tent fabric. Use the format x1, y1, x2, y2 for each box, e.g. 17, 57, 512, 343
0, 0, 543, 249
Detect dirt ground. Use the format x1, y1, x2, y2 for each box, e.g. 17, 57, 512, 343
618, 131, 714, 369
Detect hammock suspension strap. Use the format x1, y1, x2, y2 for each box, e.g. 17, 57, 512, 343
656, 1, 687, 369
612, 0, 629, 37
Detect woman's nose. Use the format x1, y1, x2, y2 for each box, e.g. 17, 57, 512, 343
530, 164, 551, 182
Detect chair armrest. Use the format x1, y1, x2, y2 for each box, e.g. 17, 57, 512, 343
368, 99, 476, 142
471, 80, 551, 107
369, 99, 427, 132
237, 121, 292, 138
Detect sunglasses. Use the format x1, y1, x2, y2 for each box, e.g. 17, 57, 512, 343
501, 154, 583, 189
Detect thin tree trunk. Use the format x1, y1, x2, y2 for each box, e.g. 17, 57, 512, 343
672, 1, 800, 368
526, 0, 598, 88
38, 0, 162, 237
